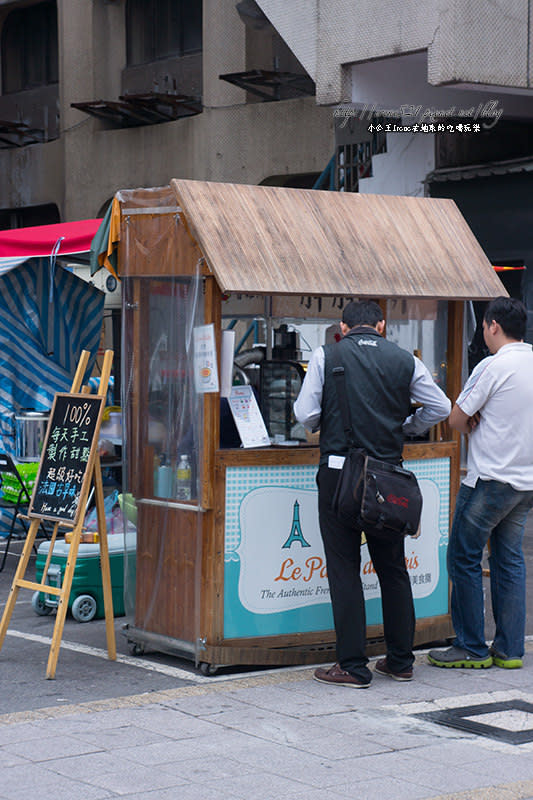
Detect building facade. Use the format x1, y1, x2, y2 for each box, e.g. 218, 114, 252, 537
0, 0, 334, 226
257, 0, 533, 328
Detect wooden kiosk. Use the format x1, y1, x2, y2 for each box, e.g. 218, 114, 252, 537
118, 180, 504, 674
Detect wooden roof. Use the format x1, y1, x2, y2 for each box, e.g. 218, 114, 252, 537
170, 179, 504, 300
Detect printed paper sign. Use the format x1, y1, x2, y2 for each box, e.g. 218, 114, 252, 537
228, 386, 270, 448
193, 323, 219, 393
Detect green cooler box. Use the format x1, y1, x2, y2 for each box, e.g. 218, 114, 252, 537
32, 536, 128, 622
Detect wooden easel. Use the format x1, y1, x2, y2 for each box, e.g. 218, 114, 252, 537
0, 350, 116, 678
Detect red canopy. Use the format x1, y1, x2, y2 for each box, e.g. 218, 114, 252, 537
0, 219, 102, 258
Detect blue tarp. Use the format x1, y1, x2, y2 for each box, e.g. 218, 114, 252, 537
0, 257, 104, 457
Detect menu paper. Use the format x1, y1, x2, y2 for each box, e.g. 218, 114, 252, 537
228, 386, 271, 448
193, 323, 219, 393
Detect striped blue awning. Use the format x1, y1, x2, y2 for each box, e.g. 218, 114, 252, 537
0, 258, 104, 457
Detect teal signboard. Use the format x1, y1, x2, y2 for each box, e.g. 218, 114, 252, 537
224, 459, 450, 639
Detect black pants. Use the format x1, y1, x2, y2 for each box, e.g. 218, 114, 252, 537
317, 464, 415, 681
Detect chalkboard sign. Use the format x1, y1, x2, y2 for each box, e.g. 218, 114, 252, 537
29, 393, 105, 523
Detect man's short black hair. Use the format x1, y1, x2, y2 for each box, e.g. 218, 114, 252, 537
484, 296, 527, 341
342, 300, 384, 329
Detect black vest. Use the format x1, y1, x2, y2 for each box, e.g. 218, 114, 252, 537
320, 328, 414, 465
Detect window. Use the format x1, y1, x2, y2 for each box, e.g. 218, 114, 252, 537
126, 0, 202, 66
0, 203, 60, 231
1, 2, 58, 93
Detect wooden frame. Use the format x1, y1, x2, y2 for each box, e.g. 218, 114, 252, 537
0, 351, 116, 678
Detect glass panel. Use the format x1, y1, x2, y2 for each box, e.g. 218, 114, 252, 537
123, 275, 203, 504
386, 299, 448, 393
182, 1, 203, 54
122, 273, 204, 625
126, 0, 202, 64
1, 2, 58, 92
126, 0, 154, 64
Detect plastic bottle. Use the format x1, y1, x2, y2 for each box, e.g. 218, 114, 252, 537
156, 454, 173, 498
176, 454, 192, 500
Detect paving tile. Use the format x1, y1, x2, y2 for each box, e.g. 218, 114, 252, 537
468, 752, 533, 782
117, 785, 240, 800
0, 753, 26, 771
82, 760, 189, 795
159, 753, 256, 783
400, 762, 492, 794
268, 752, 377, 788
40, 750, 130, 779
2, 732, 102, 762
203, 705, 342, 748
70, 723, 177, 750
329, 774, 434, 800
0, 722, 48, 746
391, 740, 497, 766
118, 727, 252, 765
162, 692, 253, 718
115, 704, 225, 738
189, 769, 323, 800
1, 762, 113, 800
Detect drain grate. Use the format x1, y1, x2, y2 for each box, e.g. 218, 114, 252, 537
416, 700, 533, 745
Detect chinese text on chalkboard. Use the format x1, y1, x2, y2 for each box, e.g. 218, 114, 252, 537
29, 393, 105, 523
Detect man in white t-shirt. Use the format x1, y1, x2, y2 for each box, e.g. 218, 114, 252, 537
429, 296, 533, 670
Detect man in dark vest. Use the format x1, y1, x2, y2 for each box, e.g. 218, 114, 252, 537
294, 300, 450, 687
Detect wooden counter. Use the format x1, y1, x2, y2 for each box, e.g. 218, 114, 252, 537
130, 440, 456, 671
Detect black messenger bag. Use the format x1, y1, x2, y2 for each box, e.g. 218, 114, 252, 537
330, 347, 422, 538
360, 455, 422, 535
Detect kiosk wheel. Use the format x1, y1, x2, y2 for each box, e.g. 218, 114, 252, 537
31, 591, 52, 616
199, 662, 218, 676
71, 594, 97, 623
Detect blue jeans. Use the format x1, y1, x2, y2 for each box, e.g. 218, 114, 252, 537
448, 480, 533, 659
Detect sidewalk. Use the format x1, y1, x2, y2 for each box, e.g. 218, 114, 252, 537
2, 642, 533, 800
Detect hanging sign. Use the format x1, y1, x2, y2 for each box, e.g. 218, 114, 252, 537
193, 323, 219, 393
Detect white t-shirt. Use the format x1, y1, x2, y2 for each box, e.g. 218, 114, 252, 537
457, 342, 533, 491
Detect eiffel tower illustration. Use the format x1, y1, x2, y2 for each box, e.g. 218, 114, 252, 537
282, 500, 311, 549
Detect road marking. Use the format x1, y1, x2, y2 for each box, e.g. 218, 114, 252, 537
5, 628, 318, 684
6, 629, 206, 682
6, 628, 533, 688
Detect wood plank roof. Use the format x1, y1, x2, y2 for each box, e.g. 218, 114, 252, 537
170, 179, 505, 300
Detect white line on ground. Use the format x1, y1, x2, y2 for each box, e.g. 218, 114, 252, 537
6, 628, 533, 685
6, 629, 206, 682
5, 628, 318, 684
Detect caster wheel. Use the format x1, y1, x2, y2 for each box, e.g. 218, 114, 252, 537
71, 594, 97, 623
128, 642, 145, 656
31, 591, 52, 616
199, 662, 218, 676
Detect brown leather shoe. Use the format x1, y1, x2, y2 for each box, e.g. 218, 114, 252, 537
374, 657, 413, 681
313, 663, 371, 688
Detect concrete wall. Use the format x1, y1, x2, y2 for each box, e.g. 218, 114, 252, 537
0, 0, 333, 222
62, 98, 334, 221
256, 0, 533, 105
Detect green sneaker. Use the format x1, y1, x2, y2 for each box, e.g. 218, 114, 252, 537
427, 645, 493, 669
489, 647, 523, 669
